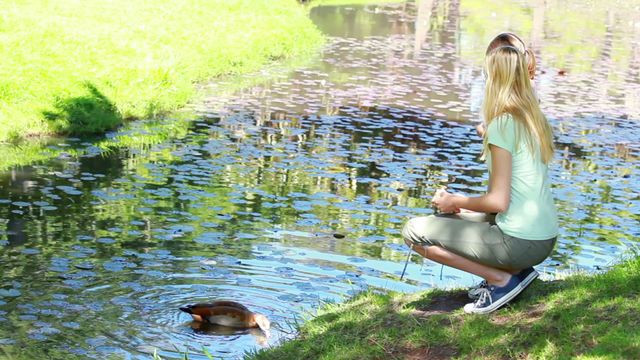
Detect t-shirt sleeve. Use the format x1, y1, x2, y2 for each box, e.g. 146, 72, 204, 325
486, 115, 516, 154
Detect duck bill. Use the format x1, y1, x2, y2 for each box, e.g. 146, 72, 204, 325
258, 327, 271, 338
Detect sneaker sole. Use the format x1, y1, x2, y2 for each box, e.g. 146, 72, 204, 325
519, 270, 539, 290
464, 281, 527, 315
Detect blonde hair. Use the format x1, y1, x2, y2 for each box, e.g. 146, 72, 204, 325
486, 32, 536, 80
482, 46, 554, 163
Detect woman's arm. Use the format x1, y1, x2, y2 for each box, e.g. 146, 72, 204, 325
432, 144, 512, 213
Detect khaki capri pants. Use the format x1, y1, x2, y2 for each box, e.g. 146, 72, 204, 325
401, 212, 556, 271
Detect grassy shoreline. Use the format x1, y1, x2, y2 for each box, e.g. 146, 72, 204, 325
250, 256, 640, 359
0, 0, 323, 143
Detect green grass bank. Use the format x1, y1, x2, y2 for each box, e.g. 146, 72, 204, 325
0, 0, 323, 142
250, 256, 640, 359
309, 0, 402, 6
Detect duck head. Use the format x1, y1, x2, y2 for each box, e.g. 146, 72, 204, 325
253, 313, 270, 331
179, 304, 204, 322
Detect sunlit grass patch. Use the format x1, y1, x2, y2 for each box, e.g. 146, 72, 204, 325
309, 0, 403, 6
0, 0, 323, 141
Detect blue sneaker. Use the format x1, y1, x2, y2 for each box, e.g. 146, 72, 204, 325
463, 275, 524, 314
468, 268, 538, 300
516, 267, 539, 289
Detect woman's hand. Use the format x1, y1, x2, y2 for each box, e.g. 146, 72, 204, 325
404, 237, 415, 248
476, 123, 486, 137
431, 188, 460, 214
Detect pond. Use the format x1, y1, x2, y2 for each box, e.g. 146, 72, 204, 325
1, 1, 638, 359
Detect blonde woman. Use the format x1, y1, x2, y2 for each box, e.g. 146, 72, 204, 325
476, 32, 537, 137
402, 39, 558, 314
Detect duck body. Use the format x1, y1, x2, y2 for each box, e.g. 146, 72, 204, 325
179, 301, 270, 331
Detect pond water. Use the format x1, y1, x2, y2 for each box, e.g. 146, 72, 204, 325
1, 1, 639, 359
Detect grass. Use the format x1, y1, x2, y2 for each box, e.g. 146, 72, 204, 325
249, 255, 640, 359
0, 0, 323, 142
307, 0, 403, 6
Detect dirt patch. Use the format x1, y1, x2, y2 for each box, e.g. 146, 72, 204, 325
490, 313, 511, 325
405, 345, 458, 360
411, 290, 470, 317
524, 303, 546, 321
491, 303, 547, 325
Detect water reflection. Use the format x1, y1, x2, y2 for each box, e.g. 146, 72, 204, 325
0, 1, 639, 359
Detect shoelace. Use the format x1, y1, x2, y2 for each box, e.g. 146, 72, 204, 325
473, 280, 488, 290
474, 287, 494, 307
468, 280, 488, 297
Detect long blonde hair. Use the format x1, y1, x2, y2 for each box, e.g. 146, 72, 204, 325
486, 32, 537, 80
482, 46, 554, 163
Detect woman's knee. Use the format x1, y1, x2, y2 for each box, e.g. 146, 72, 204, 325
401, 216, 435, 243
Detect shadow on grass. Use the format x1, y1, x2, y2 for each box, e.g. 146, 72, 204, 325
250, 257, 640, 360
250, 290, 459, 360
43, 83, 122, 135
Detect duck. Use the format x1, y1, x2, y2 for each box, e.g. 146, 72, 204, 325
179, 301, 270, 332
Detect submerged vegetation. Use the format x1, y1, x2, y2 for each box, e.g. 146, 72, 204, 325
0, 0, 323, 142
0, 116, 193, 171
250, 255, 640, 359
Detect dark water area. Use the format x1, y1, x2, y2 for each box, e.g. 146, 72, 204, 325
1, 1, 639, 359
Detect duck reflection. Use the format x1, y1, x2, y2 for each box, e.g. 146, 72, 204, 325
187, 321, 269, 347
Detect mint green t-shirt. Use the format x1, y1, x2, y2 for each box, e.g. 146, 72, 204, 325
486, 114, 559, 240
